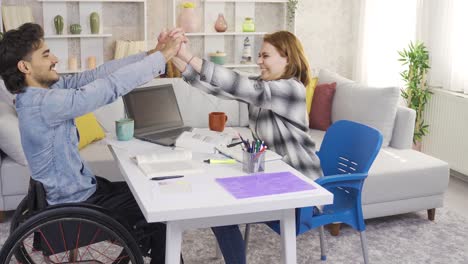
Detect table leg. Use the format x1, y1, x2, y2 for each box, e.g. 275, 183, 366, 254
166, 221, 183, 264
280, 209, 296, 264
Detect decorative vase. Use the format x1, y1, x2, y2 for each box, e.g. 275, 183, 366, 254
70, 24, 82, 35
177, 7, 199, 33
54, 15, 64, 35
90, 12, 100, 34
242, 17, 255, 32
214, 13, 227, 32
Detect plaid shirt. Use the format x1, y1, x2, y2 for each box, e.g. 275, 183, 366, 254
183, 60, 322, 179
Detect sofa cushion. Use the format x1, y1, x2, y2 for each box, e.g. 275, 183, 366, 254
362, 148, 449, 204
153, 78, 249, 128
306, 77, 318, 114
0, 79, 15, 107
307, 129, 325, 149
318, 69, 354, 86
94, 98, 125, 134
309, 82, 336, 131
0, 102, 27, 165
1, 155, 30, 196
331, 83, 400, 147
76, 113, 106, 150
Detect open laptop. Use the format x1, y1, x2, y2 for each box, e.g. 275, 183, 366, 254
123, 84, 192, 146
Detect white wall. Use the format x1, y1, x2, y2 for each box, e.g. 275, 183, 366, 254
295, 0, 360, 79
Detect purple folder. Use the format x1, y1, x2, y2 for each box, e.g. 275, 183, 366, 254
215, 171, 316, 199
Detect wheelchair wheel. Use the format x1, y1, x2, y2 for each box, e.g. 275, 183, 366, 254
1, 206, 144, 264
10, 195, 29, 234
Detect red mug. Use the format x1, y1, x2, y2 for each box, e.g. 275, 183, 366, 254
209, 112, 228, 132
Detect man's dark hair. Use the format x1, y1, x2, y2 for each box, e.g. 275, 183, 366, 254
0, 23, 44, 94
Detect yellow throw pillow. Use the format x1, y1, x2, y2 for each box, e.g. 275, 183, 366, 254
306, 77, 318, 114
75, 113, 106, 150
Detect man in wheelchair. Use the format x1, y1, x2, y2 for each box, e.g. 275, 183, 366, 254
0, 23, 185, 263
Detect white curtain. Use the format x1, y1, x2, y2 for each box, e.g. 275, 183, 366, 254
353, 0, 418, 88
421, 0, 468, 94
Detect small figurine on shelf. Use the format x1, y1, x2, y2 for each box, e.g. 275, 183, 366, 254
90, 12, 100, 34
70, 24, 82, 35
54, 15, 64, 35
68, 56, 78, 71
209, 51, 226, 65
240, 37, 253, 64
242, 17, 255, 32
214, 13, 227, 32
87, 56, 96, 69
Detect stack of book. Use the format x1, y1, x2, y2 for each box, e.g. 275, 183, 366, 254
1, 6, 34, 31
114, 40, 147, 59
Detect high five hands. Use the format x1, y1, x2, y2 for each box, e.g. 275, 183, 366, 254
151, 28, 199, 73
150, 28, 189, 61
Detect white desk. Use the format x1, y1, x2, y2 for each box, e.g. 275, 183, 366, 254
108, 138, 333, 264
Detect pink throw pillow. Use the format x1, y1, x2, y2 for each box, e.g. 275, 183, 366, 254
309, 82, 337, 131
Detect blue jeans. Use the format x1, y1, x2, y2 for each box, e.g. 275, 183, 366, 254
211, 225, 246, 264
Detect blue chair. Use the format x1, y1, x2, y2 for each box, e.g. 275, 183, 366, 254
245, 120, 383, 263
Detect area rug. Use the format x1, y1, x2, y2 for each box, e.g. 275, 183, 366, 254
1, 208, 467, 263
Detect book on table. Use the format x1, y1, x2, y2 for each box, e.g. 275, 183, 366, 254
175, 129, 233, 154
133, 150, 203, 179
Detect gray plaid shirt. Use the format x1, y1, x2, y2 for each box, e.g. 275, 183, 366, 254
183, 60, 322, 179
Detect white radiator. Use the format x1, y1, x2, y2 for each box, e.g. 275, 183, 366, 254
423, 88, 468, 176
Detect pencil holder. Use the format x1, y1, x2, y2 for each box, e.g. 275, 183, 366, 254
242, 151, 266, 173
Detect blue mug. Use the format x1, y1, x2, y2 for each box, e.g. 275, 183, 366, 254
115, 118, 134, 141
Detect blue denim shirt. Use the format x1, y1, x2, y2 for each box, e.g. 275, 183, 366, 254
16, 51, 166, 205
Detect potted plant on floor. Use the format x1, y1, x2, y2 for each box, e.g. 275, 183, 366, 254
398, 41, 431, 151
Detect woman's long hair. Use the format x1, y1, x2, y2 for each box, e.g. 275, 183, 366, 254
263, 31, 311, 87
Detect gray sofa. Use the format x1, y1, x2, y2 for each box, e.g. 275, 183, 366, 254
0, 74, 449, 226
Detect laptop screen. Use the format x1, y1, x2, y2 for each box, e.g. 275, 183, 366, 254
123, 84, 184, 134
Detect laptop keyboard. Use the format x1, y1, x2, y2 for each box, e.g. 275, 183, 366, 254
145, 127, 191, 140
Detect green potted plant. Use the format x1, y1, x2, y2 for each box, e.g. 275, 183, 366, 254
398, 41, 431, 150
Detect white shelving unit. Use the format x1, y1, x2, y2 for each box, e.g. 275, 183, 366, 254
44, 33, 112, 38
39, 0, 147, 73
0, 0, 3, 36
172, 0, 291, 71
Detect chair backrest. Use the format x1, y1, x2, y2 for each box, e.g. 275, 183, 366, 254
317, 120, 383, 177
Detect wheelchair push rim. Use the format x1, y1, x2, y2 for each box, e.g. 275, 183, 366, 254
2, 206, 144, 264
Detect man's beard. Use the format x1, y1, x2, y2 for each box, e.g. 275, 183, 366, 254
37, 75, 59, 87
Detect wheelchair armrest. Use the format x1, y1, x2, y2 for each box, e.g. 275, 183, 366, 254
315, 173, 367, 190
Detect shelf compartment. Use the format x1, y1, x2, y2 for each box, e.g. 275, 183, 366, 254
203, 0, 287, 3
223, 64, 259, 68
44, 34, 112, 39
186, 32, 267, 36
39, 0, 145, 2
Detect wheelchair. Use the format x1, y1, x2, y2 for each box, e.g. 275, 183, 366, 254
0, 179, 155, 264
